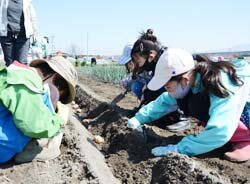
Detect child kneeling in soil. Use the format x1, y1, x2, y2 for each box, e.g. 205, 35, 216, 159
128, 48, 250, 162
129, 30, 189, 131
118, 42, 184, 130
0, 56, 78, 163
131, 29, 167, 105
118, 44, 152, 101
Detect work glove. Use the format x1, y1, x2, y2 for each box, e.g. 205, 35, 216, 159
57, 101, 69, 127
151, 144, 178, 157
127, 117, 143, 132
119, 76, 132, 90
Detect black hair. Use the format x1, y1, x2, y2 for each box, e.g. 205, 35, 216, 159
193, 54, 210, 63
140, 29, 158, 42
169, 72, 187, 82
193, 60, 244, 98
131, 29, 162, 59
125, 62, 131, 74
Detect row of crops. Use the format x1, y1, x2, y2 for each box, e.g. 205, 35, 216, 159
78, 65, 127, 84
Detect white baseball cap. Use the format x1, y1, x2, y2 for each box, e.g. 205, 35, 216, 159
118, 44, 132, 65
147, 48, 195, 91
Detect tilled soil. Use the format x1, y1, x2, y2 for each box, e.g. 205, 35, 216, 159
75, 74, 250, 184
0, 121, 93, 184
1, 73, 249, 184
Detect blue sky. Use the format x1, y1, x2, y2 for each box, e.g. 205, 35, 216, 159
33, 0, 250, 55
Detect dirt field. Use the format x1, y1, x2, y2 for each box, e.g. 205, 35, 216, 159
75, 74, 250, 184
0, 73, 249, 184
0, 122, 90, 184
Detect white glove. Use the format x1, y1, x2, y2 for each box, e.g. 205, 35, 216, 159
151, 144, 178, 157
127, 117, 143, 132
57, 101, 69, 127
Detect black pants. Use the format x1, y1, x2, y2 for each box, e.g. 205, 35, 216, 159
142, 87, 166, 105
0, 33, 30, 66
177, 91, 210, 122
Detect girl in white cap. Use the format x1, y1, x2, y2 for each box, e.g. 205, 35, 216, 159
128, 48, 250, 162
130, 30, 190, 131
119, 43, 184, 128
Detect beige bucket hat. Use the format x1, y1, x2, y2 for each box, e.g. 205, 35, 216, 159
30, 56, 78, 104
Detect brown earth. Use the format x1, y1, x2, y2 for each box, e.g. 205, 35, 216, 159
75, 74, 250, 184
0, 121, 92, 184
0, 73, 249, 184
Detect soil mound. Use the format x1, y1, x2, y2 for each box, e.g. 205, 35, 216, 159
75, 75, 250, 184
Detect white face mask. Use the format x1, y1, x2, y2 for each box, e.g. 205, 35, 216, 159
169, 83, 191, 99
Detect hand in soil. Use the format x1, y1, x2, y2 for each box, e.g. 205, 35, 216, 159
151, 144, 178, 156
127, 117, 143, 132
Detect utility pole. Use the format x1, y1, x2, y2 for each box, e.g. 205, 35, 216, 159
50, 36, 55, 55
86, 32, 89, 61
81, 33, 83, 55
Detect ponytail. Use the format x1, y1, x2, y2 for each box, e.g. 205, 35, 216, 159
193, 54, 210, 63
193, 61, 244, 98
131, 29, 162, 58
140, 29, 158, 43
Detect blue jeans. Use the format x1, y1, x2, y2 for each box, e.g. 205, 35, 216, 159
0, 33, 30, 66
241, 106, 250, 129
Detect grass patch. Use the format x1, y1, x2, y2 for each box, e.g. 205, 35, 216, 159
79, 65, 126, 84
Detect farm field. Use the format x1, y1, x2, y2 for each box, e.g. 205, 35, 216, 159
0, 63, 249, 184
73, 73, 250, 184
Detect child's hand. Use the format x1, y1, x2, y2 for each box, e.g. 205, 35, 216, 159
120, 78, 129, 90
57, 102, 69, 127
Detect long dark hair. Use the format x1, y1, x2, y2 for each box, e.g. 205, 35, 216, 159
131, 29, 162, 59
193, 60, 244, 98
193, 54, 210, 63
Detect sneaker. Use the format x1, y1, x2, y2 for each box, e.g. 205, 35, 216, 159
15, 132, 63, 164
224, 142, 250, 163
166, 120, 190, 132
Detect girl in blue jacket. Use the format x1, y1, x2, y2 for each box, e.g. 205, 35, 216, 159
128, 48, 250, 162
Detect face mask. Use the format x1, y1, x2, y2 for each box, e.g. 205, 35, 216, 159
143, 60, 156, 71
43, 83, 60, 112
169, 83, 191, 99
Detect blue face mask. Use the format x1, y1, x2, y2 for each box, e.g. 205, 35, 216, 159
169, 83, 191, 99
43, 83, 60, 112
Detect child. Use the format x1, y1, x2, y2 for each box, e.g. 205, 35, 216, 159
128, 48, 250, 162
0, 56, 78, 163
118, 44, 151, 100
130, 30, 189, 131
118, 44, 182, 128
131, 29, 167, 105
31, 36, 49, 60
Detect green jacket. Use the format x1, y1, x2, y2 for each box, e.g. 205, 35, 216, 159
0, 62, 63, 138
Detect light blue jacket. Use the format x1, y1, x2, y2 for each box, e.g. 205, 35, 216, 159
134, 59, 250, 156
